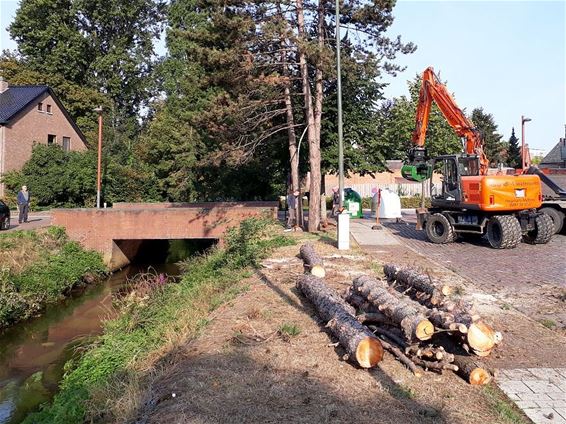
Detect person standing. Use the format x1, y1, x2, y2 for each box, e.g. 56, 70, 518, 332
17, 185, 30, 224
286, 189, 299, 228
331, 186, 340, 217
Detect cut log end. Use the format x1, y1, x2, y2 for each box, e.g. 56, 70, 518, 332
467, 322, 497, 355
441, 285, 454, 296
415, 320, 435, 341
310, 265, 326, 278
356, 337, 384, 368
469, 368, 492, 385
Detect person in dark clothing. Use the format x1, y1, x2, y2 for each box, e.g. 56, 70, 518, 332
286, 189, 299, 228
331, 186, 340, 217
17, 185, 30, 224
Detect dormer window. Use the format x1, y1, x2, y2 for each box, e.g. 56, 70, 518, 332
38, 102, 43, 111
46, 104, 52, 113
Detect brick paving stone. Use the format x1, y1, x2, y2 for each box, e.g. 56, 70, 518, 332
524, 381, 563, 393
524, 408, 566, 424
528, 368, 564, 381
496, 369, 566, 424
498, 380, 534, 394
518, 393, 553, 401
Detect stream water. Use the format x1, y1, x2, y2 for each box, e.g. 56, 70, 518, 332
0, 239, 210, 424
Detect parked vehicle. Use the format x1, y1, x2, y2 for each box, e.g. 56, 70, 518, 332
402, 67, 552, 249
0, 200, 10, 230
525, 167, 566, 234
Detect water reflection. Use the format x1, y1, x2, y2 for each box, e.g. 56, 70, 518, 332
0, 263, 180, 424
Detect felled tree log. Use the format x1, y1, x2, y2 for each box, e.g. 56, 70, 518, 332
344, 288, 379, 313
352, 275, 434, 343
297, 275, 383, 368
383, 264, 453, 306
452, 355, 492, 385
299, 244, 326, 278
405, 345, 454, 363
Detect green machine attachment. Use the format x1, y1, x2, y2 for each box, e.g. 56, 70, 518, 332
401, 163, 432, 182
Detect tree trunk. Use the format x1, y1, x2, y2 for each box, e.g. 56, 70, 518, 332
383, 264, 453, 306
352, 275, 434, 343
297, 275, 383, 368
296, 0, 319, 232
299, 243, 326, 278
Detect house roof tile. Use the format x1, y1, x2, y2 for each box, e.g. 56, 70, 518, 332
0, 85, 49, 124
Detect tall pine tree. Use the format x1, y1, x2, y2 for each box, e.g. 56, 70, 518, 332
471, 108, 505, 166
507, 128, 521, 168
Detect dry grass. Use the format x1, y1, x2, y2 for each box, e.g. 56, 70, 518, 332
133, 233, 515, 424
0, 228, 62, 274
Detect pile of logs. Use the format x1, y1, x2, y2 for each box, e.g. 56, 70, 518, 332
296, 244, 500, 385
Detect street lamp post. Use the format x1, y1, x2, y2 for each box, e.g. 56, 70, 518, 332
335, 0, 349, 250
94, 106, 103, 208
521, 115, 531, 171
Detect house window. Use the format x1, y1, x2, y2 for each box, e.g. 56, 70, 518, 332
63, 137, 71, 152
46, 104, 52, 113
47, 134, 56, 145
38, 102, 43, 111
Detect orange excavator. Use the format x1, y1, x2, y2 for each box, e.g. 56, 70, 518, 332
401, 67, 553, 248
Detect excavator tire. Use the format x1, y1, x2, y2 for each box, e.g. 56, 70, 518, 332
523, 213, 554, 244
539, 207, 564, 234
486, 215, 522, 249
425, 213, 456, 244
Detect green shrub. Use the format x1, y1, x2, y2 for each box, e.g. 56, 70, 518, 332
0, 228, 105, 329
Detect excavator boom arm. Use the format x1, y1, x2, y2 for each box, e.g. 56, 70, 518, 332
411, 67, 489, 174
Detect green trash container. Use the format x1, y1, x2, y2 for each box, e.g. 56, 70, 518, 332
344, 188, 363, 218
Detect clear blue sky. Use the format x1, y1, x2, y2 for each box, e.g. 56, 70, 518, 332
2, 0, 564, 153
382, 0, 565, 154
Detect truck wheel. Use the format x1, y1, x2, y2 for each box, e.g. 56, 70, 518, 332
523, 213, 554, 244
486, 215, 521, 249
539, 207, 564, 234
425, 213, 456, 244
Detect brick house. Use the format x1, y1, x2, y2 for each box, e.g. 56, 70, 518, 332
0, 78, 87, 196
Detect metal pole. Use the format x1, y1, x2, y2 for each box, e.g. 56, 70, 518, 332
95, 107, 103, 208
336, 0, 344, 208
521, 115, 525, 171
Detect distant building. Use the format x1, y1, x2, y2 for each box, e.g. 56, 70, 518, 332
0, 78, 87, 196
540, 136, 566, 169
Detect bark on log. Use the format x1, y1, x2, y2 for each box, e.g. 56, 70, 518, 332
299, 243, 326, 277
352, 275, 434, 342
297, 275, 383, 368
452, 354, 492, 385
383, 264, 452, 306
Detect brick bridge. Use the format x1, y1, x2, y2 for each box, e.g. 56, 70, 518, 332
52, 202, 278, 270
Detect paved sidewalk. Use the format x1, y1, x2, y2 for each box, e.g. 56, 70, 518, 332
497, 369, 566, 424
349, 219, 400, 247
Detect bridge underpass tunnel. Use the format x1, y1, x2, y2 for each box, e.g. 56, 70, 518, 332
111, 239, 218, 269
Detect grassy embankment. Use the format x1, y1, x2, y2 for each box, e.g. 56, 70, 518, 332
0, 226, 106, 329
25, 217, 294, 423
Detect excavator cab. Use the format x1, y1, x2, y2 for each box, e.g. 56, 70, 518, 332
430, 155, 479, 204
